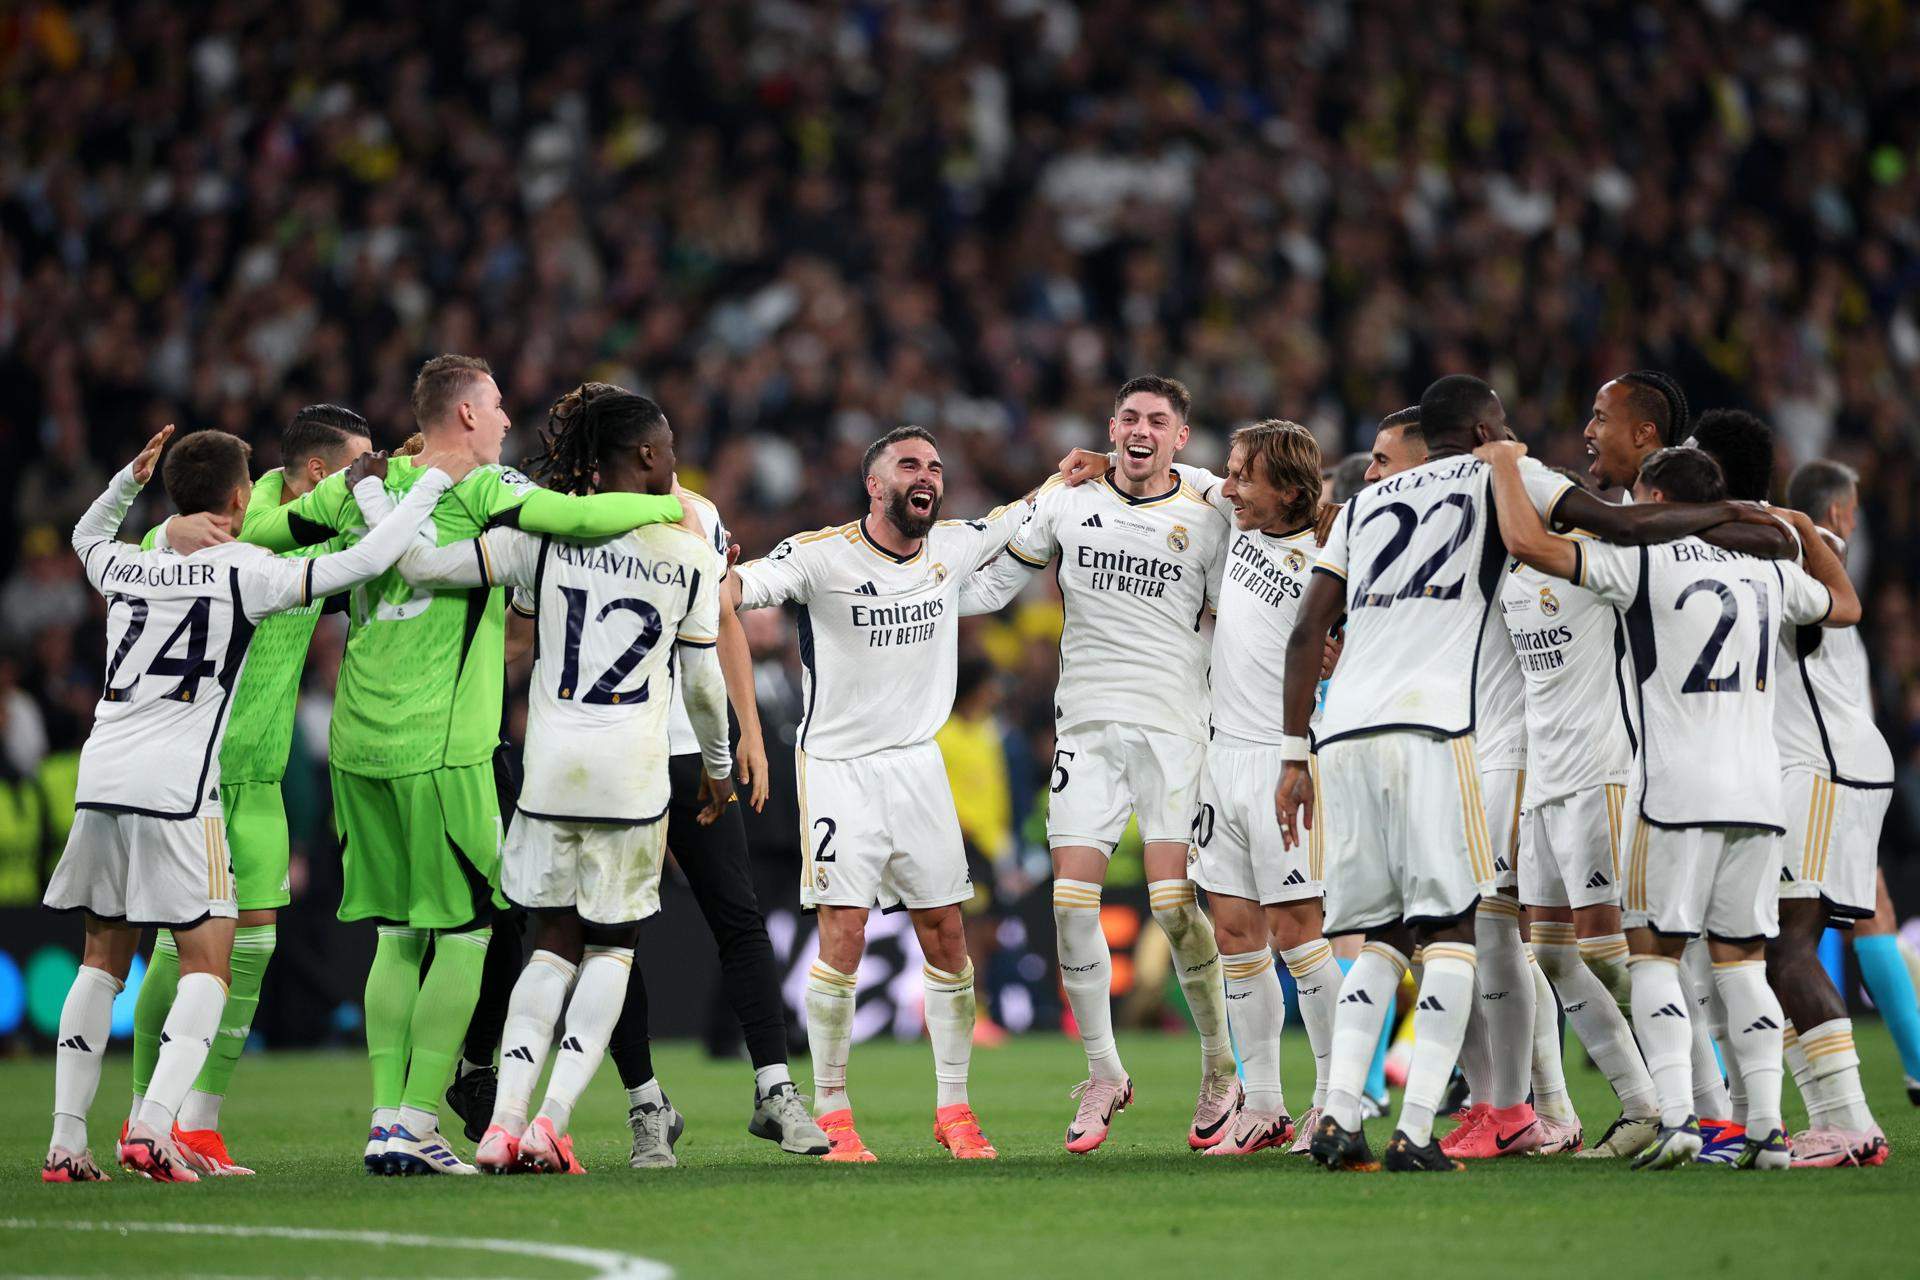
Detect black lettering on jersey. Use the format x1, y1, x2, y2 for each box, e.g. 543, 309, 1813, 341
554, 542, 691, 586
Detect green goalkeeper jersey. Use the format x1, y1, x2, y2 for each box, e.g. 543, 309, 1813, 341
143, 469, 332, 786
240, 457, 682, 779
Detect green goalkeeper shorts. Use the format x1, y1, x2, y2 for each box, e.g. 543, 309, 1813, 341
220, 780, 292, 912
332, 763, 504, 929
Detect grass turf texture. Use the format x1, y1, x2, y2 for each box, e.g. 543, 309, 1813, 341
5, 1027, 1917, 1277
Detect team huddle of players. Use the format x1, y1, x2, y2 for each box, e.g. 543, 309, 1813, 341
37, 352, 1901, 1181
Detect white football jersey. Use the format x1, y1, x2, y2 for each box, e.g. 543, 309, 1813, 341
1315, 454, 1574, 748
1476, 609, 1527, 771
1774, 538, 1892, 786
1210, 524, 1319, 743
738, 506, 1028, 760
977, 472, 1229, 742
665, 490, 731, 759
1501, 548, 1632, 805
1580, 537, 1834, 830
481, 522, 723, 823
75, 466, 444, 817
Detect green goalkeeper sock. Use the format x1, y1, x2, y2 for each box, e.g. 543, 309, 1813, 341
189, 923, 275, 1103
131, 932, 182, 1100
366, 926, 429, 1112
397, 928, 491, 1126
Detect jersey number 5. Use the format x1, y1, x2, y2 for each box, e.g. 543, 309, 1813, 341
556, 587, 664, 705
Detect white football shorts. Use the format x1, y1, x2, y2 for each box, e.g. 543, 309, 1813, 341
1317, 730, 1496, 934
44, 807, 237, 927
1520, 782, 1628, 910
1048, 720, 1205, 854
1482, 766, 1524, 891
798, 741, 969, 912
1191, 735, 1322, 905
1621, 815, 1780, 941
501, 813, 668, 926
1778, 768, 1889, 921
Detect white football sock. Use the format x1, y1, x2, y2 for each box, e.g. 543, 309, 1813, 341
805, 959, 857, 1114
140, 972, 228, 1133
1796, 1018, 1872, 1131
1712, 959, 1784, 1137
51, 965, 121, 1152
1526, 948, 1576, 1124
754, 1063, 793, 1096
371, 1106, 399, 1131
1281, 939, 1339, 1108
493, 950, 576, 1136
1400, 942, 1477, 1146
1534, 926, 1655, 1118
1456, 1000, 1491, 1106
1054, 879, 1125, 1082
1578, 932, 1634, 1011
1472, 897, 1533, 1109
1223, 949, 1286, 1115
1325, 941, 1407, 1131
923, 960, 976, 1108
178, 1089, 222, 1132
537, 946, 633, 1135
1149, 880, 1234, 1076
1629, 954, 1696, 1128
627, 1077, 664, 1110
1681, 939, 1734, 1119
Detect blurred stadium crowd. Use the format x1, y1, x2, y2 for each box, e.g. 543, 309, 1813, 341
0, 0, 1917, 1025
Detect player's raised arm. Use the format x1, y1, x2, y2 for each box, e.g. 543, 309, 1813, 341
1777, 507, 1861, 628
1475, 441, 1581, 581
732, 531, 831, 612
1555, 471, 1780, 552
957, 481, 1058, 616
71, 425, 175, 583
490, 485, 683, 537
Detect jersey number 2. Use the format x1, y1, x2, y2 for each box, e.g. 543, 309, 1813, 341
1349, 497, 1476, 609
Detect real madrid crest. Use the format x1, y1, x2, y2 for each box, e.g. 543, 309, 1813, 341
814, 866, 830, 893
932, 563, 948, 584
1167, 524, 1190, 553
1539, 585, 1560, 616
1283, 548, 1306, 573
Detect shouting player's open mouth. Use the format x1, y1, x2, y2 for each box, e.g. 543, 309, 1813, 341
1124, 443, 1155, 462
907, 484, 936, 514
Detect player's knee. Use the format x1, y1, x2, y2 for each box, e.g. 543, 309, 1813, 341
1266, 901, 1323, 952
582, 921, 640, 951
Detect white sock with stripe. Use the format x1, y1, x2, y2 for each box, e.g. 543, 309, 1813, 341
1324, 941, 1407, 1132
923, 961, 976, 1108
1712, 960, 1784, 1137
1791, 1016, 1870, 1131
1149, 879, 1234, 1077
140, 972, 228, 1133
1223, 949, 1286, 1114
493, 950, 577, 1137
1281, 939, 1340, 1109
1054, 879, 1126, 1083
1527, 947, 1576, 1125
1578, 932, 1634, 1013
1535, 924, 1656, 1119
537, 946, 633, 1135
1473, 897, 1534, 1108
805, 960, 857, 1115
1400, 942, 1477, 1146
51, 965, 122, 1153
1683, 939, 1738, 1121
1629, 955, 1696, 1129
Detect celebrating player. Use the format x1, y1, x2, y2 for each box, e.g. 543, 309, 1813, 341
727, 426, 1030, 1162
1481, 440, 1860, 1170
126, 405, 374, 1176
43, 425, 456, 1183
369, 388, 735, 1175
967, 376, 1235, 1154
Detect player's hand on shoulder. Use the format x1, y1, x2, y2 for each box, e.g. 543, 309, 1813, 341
696, 770, 738, 826
170, 510, 234, 553
1473, 439, 1527, 467
345, 450, 389, 488
1058, 447, 1111, 486
131, 423, 174, 484
1313, 501, 1340, 546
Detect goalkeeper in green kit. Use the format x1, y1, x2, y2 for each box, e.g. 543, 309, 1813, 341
169, 356, 683, 1174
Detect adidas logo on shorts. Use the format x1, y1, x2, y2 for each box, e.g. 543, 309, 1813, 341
1282, 869, 1307, 886
1780, 867, 1795, 882
1494, 856, 1510, 873
1743, 1016, 1780, 1034
1586, 871, 1610, 889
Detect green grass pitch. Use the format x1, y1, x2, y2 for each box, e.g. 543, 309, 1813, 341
4, 1026, 1917, 1277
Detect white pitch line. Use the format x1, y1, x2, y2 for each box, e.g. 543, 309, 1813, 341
0, 1219, 672, 1280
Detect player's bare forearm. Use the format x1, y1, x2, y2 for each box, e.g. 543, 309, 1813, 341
716, 599, 770, 810
1283, 575, 1343, 739
1697, 511, 1795, 561
1560, 487, 1743, 549
504, 609, 535, 666
1786, 509, 1862, 627
1479, 445, 1579, 579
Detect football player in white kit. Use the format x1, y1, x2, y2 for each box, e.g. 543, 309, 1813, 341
369, 389, 738, 1175
728, 426, 1032, 1162
1691, 420, 1892, 1167
965, 375, 1235, 1154
1481, 441, 1861, 1171
1276, 375, 1780, 1173
43, 426, 455, 1183
1183, 421, 1348, 1156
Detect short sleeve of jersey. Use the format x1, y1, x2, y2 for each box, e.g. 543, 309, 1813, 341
1314, 503, 1352, 580
1004, 484, 1060, 569
679, 546, 724, 647
1575, 540, 1642, 610
1518, 456, 1576, 522
1776, 559, 1834, 627
738, 534, 828, 608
